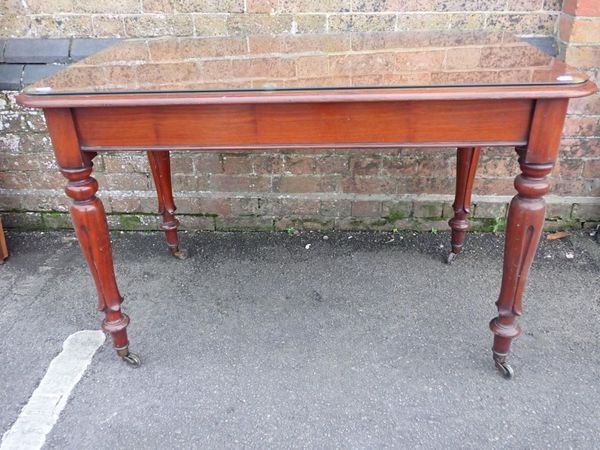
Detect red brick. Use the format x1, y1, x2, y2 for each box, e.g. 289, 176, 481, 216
565, 45, 600, 68
563, 0, 600, 17
561, 17, 600, 42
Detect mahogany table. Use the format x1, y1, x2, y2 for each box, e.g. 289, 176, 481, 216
17, 31, 596, 378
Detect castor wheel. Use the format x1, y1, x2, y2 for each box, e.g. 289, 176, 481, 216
170, 247, 187, 260
494, 359, 514, 379
122, 352, 142, 368
446, 252, 457, 265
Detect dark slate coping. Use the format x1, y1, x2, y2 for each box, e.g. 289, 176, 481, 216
4, 39, 71, 64
0, 64, 24, 90
0, 39, 6, 63
0, 38, 121, 90
71, 38, 120, 61
22, 64, 64, 86
521, 36, 558, 57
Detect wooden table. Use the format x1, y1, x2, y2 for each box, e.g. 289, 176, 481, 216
17, 31, 596, 378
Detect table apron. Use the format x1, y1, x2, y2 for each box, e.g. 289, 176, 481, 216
73, 99, 534, 151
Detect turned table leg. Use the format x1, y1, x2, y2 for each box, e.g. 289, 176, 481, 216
489, 99, 567, 378
147, 151, 186, 259
45, 109, 140, 367
447, 146, 480, 264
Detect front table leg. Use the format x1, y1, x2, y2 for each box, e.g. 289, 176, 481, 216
489, 99, 567, 379
45, 109, 140, 367
489, 150, 554, 378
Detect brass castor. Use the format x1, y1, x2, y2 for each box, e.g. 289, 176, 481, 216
446, 252, 458, 265
493, 353, 514, 379
123, 353, 142, 367
117, 348, 142, 368
169, 247, 187, 260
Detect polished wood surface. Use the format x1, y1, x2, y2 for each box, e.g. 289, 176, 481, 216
15, 32, 597, 377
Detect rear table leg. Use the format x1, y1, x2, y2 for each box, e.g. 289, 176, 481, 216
447, 146, 480, 264
147, 151, 186, 259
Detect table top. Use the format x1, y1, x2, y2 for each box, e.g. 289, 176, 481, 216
24, 30, 589, 97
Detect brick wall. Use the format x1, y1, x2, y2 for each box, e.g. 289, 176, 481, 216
0, 0, 598, 232
2, 1, 560, 38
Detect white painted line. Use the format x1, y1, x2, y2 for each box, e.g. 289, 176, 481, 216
1, 330, 105, 450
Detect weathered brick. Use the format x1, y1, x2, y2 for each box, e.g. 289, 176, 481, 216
29, 15, 93, 38
413, 201, 443, 218
273, 175, 329, 193
226, 14, 293, 35
216, 216, 273, 231
473, 201, 507, 219
560, 138, 600, 157
351, 200, 381, 217
572, 203, 600, 220
294, 15, 327, 33
91, 16, 125, 36
350, 157, 380, 175
381, 200, 412, 219
563, 116, 600, 137
320, 199, 351, 217
285, 155, 316, 174
193, 15, 229, 37
582, 159, 600, 177
328, 14, 396, 32
246, 0, 278, 13
210, 174, 271, 192
280, 0, 350, 13
554, 159, 584, 178
178, 215, 216, 230
316, 155, 348, 174
546, 202, 573, 220
222, 154, 255, 174
73, 0, 141, 14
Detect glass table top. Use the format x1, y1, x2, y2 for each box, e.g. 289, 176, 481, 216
24, 30, 588, 96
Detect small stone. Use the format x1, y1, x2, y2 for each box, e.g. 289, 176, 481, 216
305, 244, 311, 250
323, 235, 329, 240
565, 252, 574, 259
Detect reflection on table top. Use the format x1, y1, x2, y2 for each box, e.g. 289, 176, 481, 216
24, 30, 588, 96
